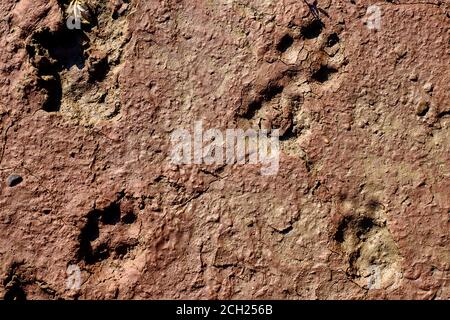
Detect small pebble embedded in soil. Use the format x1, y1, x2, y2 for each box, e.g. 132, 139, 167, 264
423, 82, 433, 93
416, 100, 429, 116
409, 73, 418, 81
7, 175, 23, 187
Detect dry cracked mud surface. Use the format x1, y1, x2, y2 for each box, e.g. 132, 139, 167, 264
0, 0, 449, 299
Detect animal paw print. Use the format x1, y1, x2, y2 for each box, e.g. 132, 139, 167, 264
77, 197, 139, 265
237, 14, 345, 141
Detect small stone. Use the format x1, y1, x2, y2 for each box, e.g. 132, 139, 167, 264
409, 73, 418, 81
7, 175, 23, 187
3, 215, 11, 224
394, 44, 407, 59
423, 82, 433, 93
118, 3, 129, 16
416, 100, 429, 116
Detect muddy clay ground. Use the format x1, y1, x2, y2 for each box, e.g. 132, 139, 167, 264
0, 0, 449, 299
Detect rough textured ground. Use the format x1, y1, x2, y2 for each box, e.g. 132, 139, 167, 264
0, 0, 449, 299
